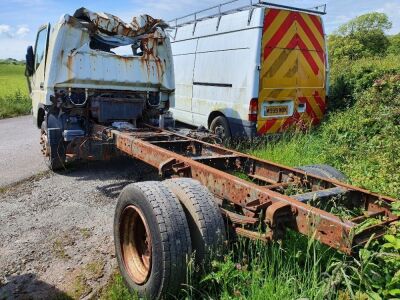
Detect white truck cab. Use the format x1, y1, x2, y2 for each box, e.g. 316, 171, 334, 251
26, 8, 174, 169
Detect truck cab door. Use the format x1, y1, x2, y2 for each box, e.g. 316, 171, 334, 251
31, 24, 50, 113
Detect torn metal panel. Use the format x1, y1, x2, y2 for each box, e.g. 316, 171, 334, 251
38, 8, 174, 105
73, 8, 168, 40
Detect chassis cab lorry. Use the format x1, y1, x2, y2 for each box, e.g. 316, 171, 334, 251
25, 8, 174, 169
25, 5, 400, 300
169, 0, 328, 138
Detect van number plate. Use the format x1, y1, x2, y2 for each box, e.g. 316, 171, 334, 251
264, 105, 288, 116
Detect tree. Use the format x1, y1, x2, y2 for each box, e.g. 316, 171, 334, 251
329, 12, 392, 61
388, 33, 400, 55
328, 35, 366, 61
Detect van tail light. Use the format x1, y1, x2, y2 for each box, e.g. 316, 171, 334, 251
248, 98, 258, 122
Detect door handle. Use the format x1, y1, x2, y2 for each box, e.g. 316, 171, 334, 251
40, 82, 44, 90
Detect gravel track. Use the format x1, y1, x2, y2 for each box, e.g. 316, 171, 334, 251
0, 157, 158, 299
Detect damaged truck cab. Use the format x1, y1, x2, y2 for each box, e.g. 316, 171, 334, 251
25, 8, 174, 169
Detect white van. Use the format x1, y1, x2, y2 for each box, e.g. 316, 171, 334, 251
169, 0, 328, 138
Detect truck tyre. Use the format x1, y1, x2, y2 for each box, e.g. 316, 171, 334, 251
163, 178, 226, 267
40, 118, 65, 171
114, 181, 192, 299
210, 116, 231, 140
296, 164, 347, 182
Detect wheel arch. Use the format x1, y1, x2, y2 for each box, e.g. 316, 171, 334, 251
207, 111, 225, 128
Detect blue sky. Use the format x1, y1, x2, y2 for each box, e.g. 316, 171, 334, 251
1, 0, 399, 59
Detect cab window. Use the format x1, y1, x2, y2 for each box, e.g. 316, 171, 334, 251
34, 27, 48, 69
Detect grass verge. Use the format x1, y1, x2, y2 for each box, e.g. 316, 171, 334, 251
0, 63, 31, 119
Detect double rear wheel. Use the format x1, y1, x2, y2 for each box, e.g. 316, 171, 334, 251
114, 179, 225, 299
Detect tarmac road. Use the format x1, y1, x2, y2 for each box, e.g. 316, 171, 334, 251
0, 115, 47, 187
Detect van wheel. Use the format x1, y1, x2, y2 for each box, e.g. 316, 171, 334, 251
114, 182, 192, 299
40, 119, 65, 171
163, 178, 226, 268
296, 164, 348, 182
210, 116, 231, 140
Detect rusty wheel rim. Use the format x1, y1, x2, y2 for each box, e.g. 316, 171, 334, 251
40, 128, 50, 157
120, 205, 152, 285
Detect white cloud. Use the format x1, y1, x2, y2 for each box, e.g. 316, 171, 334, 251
0, 24, 31, 39
0, 24, 12, 37
16, 25, 30, 37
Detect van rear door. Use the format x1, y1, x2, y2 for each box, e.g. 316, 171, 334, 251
258, 8, 326, 134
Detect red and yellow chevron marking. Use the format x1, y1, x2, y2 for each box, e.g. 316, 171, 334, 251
257, 8, 327, 135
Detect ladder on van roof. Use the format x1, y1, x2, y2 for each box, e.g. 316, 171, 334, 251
169, 0, 326, 28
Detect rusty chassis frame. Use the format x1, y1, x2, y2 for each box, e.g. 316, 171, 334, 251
89, 124, 398, 255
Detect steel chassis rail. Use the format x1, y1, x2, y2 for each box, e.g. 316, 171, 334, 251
95, 125, 398, 255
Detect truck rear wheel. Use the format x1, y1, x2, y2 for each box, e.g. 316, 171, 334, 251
210, 116, 231, 140
296, 164, 347, 182
40, 117, 66, 171
114, 181, 192, 299
163, 178, 226, 267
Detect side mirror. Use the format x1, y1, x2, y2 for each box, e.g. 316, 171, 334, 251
25, 46, 34, 77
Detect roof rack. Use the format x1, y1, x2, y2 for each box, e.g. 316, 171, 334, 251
169, 0, 326, 28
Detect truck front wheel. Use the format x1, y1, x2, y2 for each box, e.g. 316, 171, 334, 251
40, 115, 66, 171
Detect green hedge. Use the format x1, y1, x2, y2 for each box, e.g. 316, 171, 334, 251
329, 55, 400, 110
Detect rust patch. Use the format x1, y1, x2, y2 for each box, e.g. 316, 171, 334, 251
139, 36, 165, 82
67, 55, 73, 81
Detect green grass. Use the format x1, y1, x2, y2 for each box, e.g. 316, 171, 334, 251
0, 63, 31, 118
101, 234, 342, 300
99, 272, 138, 300
251, 132, 324, 168
196, 235, 341, 300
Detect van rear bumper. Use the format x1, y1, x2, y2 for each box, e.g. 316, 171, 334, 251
227, 117, 256, 138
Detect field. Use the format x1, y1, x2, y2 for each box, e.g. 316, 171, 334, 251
0, 63, 31, 119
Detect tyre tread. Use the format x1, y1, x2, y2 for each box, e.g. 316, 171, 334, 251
115, 181, 192, 298
163, 178, 225, 262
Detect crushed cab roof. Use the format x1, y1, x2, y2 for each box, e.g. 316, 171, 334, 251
72, 7, 168, 47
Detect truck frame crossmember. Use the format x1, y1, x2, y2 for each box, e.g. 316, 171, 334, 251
93, 124, 398, 255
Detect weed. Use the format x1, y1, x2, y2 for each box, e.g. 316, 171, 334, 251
52, 238, 70, 260
79, 227, 92, 239
68, 274, 92, 299
85, 259, 105, 280
98, 272, 138, 300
